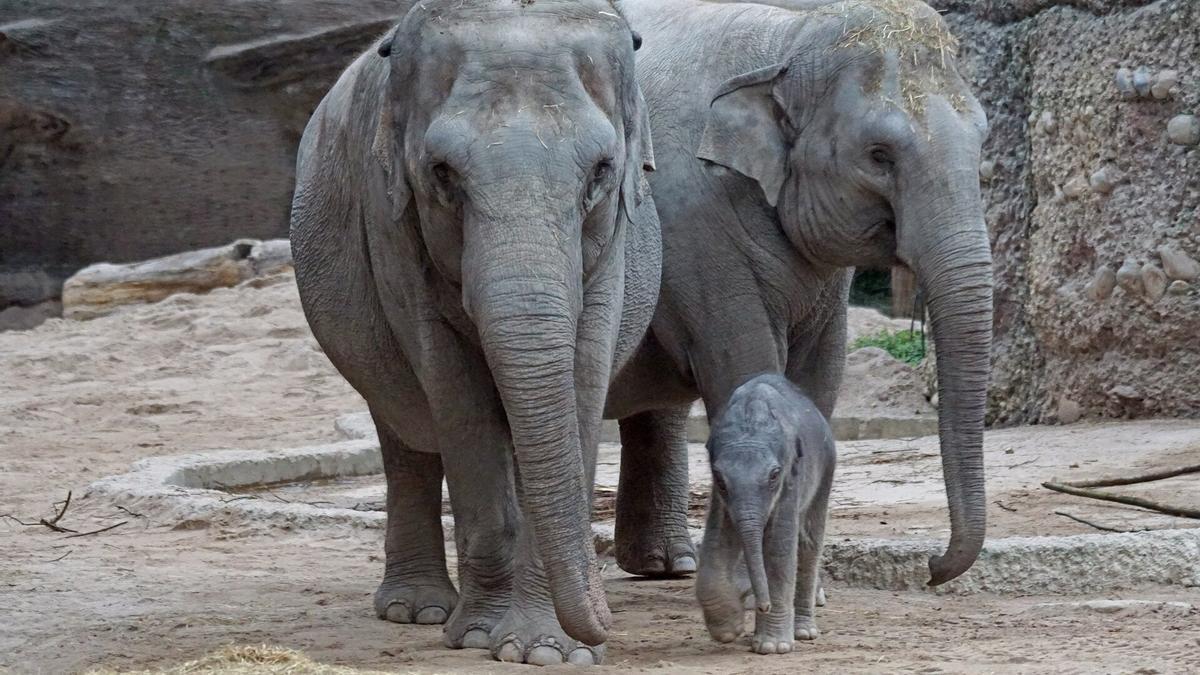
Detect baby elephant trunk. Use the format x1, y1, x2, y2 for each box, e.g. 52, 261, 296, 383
735, 516, 772, 613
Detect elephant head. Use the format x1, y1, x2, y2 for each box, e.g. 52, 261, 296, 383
696, 0, 992, 586
375, 0, 653, 644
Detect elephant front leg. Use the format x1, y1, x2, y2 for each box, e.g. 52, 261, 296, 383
373, 414, 459, 625
794, 475, 833, 642
696, 495, 747, 643
615, 406, 697, 577
439, 429, 519, 650
752, 483, 801, 654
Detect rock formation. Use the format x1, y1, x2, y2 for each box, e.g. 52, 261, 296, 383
935, 0, 1199, 422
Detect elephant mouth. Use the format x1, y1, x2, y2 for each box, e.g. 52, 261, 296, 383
865, 218, 897, 252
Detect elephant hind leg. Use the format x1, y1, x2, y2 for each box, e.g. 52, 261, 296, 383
373, 412, 458, 625
614, 406, 697, 577
793, 470, 833, 641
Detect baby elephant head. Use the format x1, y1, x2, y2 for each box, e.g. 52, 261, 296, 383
707, 383, 800, 613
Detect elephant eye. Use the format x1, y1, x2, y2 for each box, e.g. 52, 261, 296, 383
431, 162, 454, 186
768, 468, 781, 484
593, 159, 614, 182
868, 145, 894, 167
583, 159, 615, 211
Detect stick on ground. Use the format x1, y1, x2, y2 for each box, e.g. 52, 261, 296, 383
1052, 510, 1146, 533
1042, 482, 1200, 519
64, 521, 127, 538
1059, 463, 1200, 489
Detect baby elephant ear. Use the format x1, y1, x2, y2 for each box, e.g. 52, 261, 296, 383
696, 62, 790, 207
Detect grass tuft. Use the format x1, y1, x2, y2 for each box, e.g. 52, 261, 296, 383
87, 645, 401, 675
851, 328, 926, 365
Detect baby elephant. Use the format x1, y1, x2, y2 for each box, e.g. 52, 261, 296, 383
696, 374, 836, 654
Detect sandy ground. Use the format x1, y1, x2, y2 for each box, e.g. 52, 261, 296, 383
3, 275, 1200, 674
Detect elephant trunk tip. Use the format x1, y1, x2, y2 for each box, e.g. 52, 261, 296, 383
757, 598, 771, 613
552, 562, 612, 646
926, 534, 985, 586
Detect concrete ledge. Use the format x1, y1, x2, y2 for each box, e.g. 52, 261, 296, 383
825, 531, 1200, 595
86, 415, 1200, 595
85, 438, 387, 531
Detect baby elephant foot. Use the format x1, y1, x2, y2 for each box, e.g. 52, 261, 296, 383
752, 617, 795, 655
374, 575, 458, 625
794, 616, 821, 641
490, 603, 604, 665
701, 604, 746, 644
751, 635, 794, 655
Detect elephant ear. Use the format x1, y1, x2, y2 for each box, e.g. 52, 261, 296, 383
620, 84, 656, 224
369, 98, 411, 222
696, 62, 790, 207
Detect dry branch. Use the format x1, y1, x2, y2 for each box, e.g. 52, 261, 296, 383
64, 521, 127, 538
1042, 482, 1200, 520
1059, 463, 1200, 489
2, 491, 79, 533
1052, 510, 1146, 533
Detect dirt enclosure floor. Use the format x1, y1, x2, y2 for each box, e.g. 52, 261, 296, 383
3, 275, 1200, 674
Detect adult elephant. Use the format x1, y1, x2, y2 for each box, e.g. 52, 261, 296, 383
290, 0, 658, 665
607, 0, 994, 596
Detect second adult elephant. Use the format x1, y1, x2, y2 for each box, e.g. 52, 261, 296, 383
608, 0, 994, 595
290, 0, 658, 665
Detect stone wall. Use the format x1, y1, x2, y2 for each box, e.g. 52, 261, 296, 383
935, 0, 1199, 423
0, 1, 394, 307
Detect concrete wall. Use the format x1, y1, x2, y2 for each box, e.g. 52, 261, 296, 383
0, 1, 396, 306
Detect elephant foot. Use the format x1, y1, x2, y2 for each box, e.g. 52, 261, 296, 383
699, 594, 746, 643
442, 594, 509, 650
751, 613, 797, 654
374, 574, 458, 625
489, 601, 604, 665
794, 615, 821, 641
751, 633, 794, 655
615, 526, 696, 578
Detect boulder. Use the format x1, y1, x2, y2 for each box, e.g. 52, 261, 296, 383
1158, 246, 1200, 282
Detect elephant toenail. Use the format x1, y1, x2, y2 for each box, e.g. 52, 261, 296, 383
567, 648, 596, 665
716, 631, 737, 643
384, 602, 411, 623
641, 556, 667, 574
415, 606, 447, 624
528, 646, 565, 666
671, 555, 697, 574
496, 641, 524, 663
779, 642, 793, 653
460, 628, 491, 649
758, 641, 775, 654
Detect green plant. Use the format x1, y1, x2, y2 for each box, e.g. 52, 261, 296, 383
850, 329, 926, 365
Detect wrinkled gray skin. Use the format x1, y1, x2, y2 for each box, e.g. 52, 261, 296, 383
290, 0, 659, 665
697, 374, 835, 654
607, 0, 994, 588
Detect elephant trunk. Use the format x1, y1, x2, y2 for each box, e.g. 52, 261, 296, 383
463, 207, 610, 646
901, 163, 994, 587
731, 508, 771, 612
